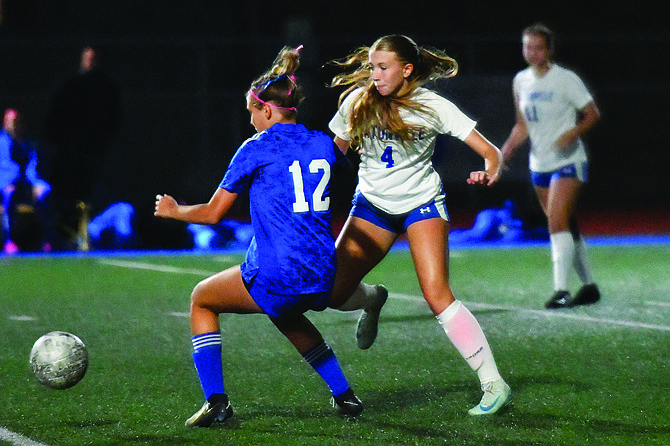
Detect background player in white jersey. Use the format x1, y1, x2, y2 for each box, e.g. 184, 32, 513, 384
500, 24, 601, 309
155, 46, 362, 427
327, 34, 511, 416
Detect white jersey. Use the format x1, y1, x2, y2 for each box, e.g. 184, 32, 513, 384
514, 64, 594, 172
329, 87, 476, 214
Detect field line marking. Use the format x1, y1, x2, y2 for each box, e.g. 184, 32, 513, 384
645, 301, 670, 308
0, 427, 51, 446
389, 293, 670, 332
388, 292, 424, 302
466, 301, 670, 332
97, 259, 217, 276
92, 265, 670, 332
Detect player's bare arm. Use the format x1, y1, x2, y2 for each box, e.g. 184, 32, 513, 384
500, 100, 529, 164
555, 101, 600, 150
464, 129, 502, 186
155, 187, 237, 225
333, 136, 351, 155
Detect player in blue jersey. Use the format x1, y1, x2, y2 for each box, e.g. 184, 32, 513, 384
501, 24, 601, 309
154, 46, 362, 427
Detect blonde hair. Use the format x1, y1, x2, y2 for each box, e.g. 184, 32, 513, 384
248, 46, 303, 117
329, 35, 458, 149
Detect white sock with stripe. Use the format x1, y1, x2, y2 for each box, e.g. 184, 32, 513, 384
436, 300, 502, 385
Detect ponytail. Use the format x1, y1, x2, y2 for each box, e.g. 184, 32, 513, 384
248, 45, 304, 116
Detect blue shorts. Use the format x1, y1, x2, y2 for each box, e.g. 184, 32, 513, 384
243, 276, 331, 318
531, 162, 589, 188
349, 190, 449, 234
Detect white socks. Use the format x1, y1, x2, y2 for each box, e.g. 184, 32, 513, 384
550, 231, 574, 291
551, 231, 595, 291
336, 282, 378, 311
436, 300, 502, 385
573, 236, 594, 284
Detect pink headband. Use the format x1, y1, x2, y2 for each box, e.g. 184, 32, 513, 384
249, 90, 297, 111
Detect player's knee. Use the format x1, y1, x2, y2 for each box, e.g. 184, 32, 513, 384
190, 281, 209, 309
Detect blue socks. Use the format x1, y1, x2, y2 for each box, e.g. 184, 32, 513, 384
302, 341, 350, 398
193, 333, 350, 401
192, 332, 225, 402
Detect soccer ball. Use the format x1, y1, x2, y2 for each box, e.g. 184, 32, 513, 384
30, 331, 89, 390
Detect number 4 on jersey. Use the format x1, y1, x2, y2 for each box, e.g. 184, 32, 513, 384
381, 146, 394, 168
289, 159, 330, 213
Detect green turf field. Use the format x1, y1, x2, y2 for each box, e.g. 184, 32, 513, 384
1, 242, 669, 445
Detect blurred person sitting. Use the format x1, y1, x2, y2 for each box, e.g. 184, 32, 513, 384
0, 108, 53, 253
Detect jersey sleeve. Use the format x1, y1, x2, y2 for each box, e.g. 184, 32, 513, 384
328, 89, 361, 141
432, 94, 477, 141
564, 71, 594, 111
219, 137, 260, 194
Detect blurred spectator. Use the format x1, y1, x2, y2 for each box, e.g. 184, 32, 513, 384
44, 46, 121, 250
0, 108, 53, 253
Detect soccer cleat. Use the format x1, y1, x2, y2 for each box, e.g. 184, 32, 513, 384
571, 283, 600, 306
468, 379, 512, 416
185, 395, 233, 427
545, 290, 572, 309
356, 284, 389, 349
331, 388, 364, 417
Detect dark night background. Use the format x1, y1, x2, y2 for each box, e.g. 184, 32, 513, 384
1, 1, 669, 248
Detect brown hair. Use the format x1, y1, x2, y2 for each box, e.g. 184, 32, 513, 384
522, 23, 556, 54
248, 46, 304, 117
329, 35, 458, 149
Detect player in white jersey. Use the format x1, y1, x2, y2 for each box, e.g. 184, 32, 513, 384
327, 35, 511, 416
501, 24, 601, 309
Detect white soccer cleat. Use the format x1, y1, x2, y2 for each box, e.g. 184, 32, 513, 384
356, 284, 388, 350
468, 379, 512, 416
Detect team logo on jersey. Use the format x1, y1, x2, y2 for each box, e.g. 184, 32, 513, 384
365, 127, 426, 142
529, 91, 553, 102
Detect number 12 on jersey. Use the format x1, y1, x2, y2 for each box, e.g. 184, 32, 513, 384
289, 159, 330, 213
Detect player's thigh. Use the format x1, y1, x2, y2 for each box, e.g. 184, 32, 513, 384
331, 216, 396, 302
547, 177, 582, 232
406, 218, 454, 312
336, 216, 396, 273
533, 185, 550, 216
191, 265, 263, 314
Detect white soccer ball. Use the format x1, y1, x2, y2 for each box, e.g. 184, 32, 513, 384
30, 331, 89, 390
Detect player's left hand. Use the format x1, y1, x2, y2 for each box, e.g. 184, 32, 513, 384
154, 194, 177, 218
467, 170, 499, 186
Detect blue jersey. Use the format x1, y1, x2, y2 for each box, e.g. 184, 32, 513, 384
220, 123, 346, 302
